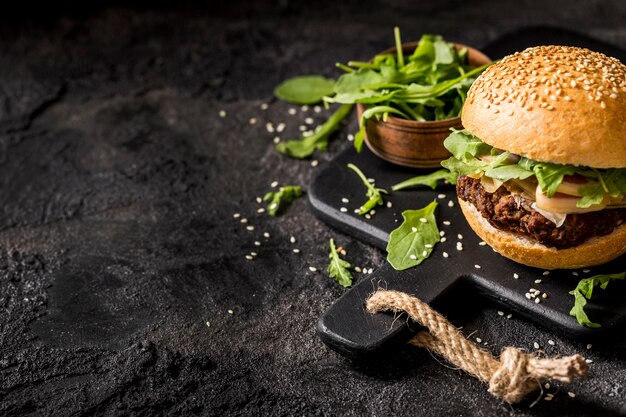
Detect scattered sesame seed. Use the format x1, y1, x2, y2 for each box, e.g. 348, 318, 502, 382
587, 343, 592, 349
240, 218, 248, 224
567, 392, 576, 398
256, 197, 262, 204
228, 309, 234, 314
513, 273, 519, 279
535, 297, 541, 304
365, 214, 371, 219
266, 122, 275, 133
443, 221, 451, 226
219, 110, 226, 117
410, 254, 417, 260
293, 248, 300, 254
288, 108, 297, 115
314, 105, 321, 113
506, 314, 512, 319
572, 271, 579, 276
299, 125, 307, 131
246, 225, 254, 231
257, 208, 265, 213
419, 218, 428, 223
311, 160, 319, 167
548, 340, 555, 346
583, 269, 590, 273
544, 396, 553, 401
457, 234, 463, 240
206, 321, 211, 328
233, 213, 241, 219
476, 337, 482, 343
368, 268, 373, 274
422, 250, 428, 257
438, 194, 446, 199
271, 181, 279, 188
535, 279, 542, 284
269, 203, 277, 210
585, 359, 593, 364
544, 383, 551, 389
263, 232, 270, 238
276, 123, 286, 132
347, 134, 354, 142
254, 241, 261, 246
534, 342, 540, 349
249, 117, 257, 125
304, 117, 314, 125
448, 200, 454, 207
474, 264, 481, 269
309, 266, 317, 272
367, 178, 375, 183
245, 255, 253, 260
273, 136, 281, 144
443, 252, 449, 258
439, 231, 446, 236
441, 237, 447, 242
340, 249, 347, 256
370, 210, 376, 215
341, 198, 350, 203
301, 105, 309, 111
497, 311, 504, 316
386, 201, 393, 208
479, 241, 487, 246
411, 227, 418, 233
340, 207, 348, 213
354, 209, 360, 214
250, 252, 257, 257
355, 267, 362, 273
289, 236, 296, 243
260, 103, 269, 110
542, 293, 548, 299
543, 271, 550, 276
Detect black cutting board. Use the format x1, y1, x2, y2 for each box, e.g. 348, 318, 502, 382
310, 27, 626, 359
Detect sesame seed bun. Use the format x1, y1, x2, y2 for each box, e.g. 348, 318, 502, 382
459, 198, 626, 269
462, 45, 626, 168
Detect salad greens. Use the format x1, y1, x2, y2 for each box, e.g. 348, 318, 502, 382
328, 238, 353, 287
275, 104, 353, 158
347, 163, 388, 214
386, 201, 440, 270
274, 75, 336, 105
441, 129, 626, 207
263, 185, 303, 216
569, 272, 625, 327
273, 28, 491, 157
391, 169, 457, 191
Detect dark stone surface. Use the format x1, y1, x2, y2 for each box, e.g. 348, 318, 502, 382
0, 1, 624, 416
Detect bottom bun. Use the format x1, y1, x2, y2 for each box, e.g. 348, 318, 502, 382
458, 198, 626, 270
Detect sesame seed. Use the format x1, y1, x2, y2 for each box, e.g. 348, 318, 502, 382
506, 314, 512, 319
476, 337, 482, 343
535, 297, 541, 304
219, 110, 226, 117
440, 231, 446, 236
233, 213, 241, 219
441, 237, 447, 242
443, 252, 449, 258
497, 311, 504, 316
411, 227, 418, 233
245, 255, 253, 260
299, 125, 307, 132
534, 279, 542, 284
246, 225, 254, 231
292, 248, 300, 254
240, 218, 248, 224
273, 136, 281, 144
583, 269, 590, 273
276, 123, 286, 132
587, 343, 592, 349
525, 293, 532, 299
340, 207, 348, 213
260, 103, 269, 110
311, 160, 319, 167
422, 250, 427, 257
513, 273, 519, 279
304, 117, 314, 125
368, 268, 373, 274
266, 122, 275, 133
309, 266, 317, 272
365, 214, 371, 219
386, 201, 393, 208
457, 234, 463, 240
354, 267, 362, 273
228, 309, 234, 314
443, 221, 451, 226
269, 204, 277, 210
256, 197, 263, 204
301, 105, 309, 111
254, 241, 261, 246
347, 134, 354, 141
250, 252, 257, 257
370, 210, 376, 215
290, 236, 296, 243
263, 232, 270, 238
448, 200, 454, 207
425, 244, 433, 248
257, 208, 265, 213
479, 241, 487, 246
544, 396, 553, 401
438, 194, 446, 199
572, 271, 579, 276
410, 254, 417, 260
543, 271, 550, 276
288, 108, 297, 115
474, 264, 481, 269
548, 340, 555, 346
533, 342, 540, 349
249, 117, 257, 125
314, 105, 321, 113
419, 218, 428, 223
354, 209, 360, 214
341, 198, 350, 204
568, 392, 576, 398
585, 359, 593, 364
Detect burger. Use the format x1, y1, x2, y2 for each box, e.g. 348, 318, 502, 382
441, 45, 626, 269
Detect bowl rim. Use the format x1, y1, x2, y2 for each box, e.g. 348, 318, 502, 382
358, 41, 491, 127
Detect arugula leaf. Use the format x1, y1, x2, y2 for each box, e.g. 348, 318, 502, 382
275, 104, 353, 159
274, 75, 336, 105
576, 182, 605, 208
386, 201, 440, 270
391, 169, 457, 191
569, 272, 625, 327
533, 163, 577, 198
440, 155, 488, 178
263, 185, 303, 216
443, 129, 491, 160
485, 163, 534, 182
328, 238, 353, 287
347, 163, 388, 214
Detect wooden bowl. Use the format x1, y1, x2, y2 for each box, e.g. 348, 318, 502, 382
358, 42, 491, 168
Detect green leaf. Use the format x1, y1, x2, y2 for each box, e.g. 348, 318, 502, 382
274, 75, 336, 105
386, 202, 440, 270
569, 272, 625, 327
275, 104, 353, 159
533, 163, 577, 198
485, 162, 534, 182
576, 182, 605, 208
328, 238, 353, 287
263, 185, 303, 216
391, 169, 457, 191
347, 163, 388, 215
443, 129, 491, 160
440, 156, 488, 178
333, 69, 385, 95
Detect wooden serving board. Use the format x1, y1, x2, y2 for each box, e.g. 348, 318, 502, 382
309, 27, 626, 359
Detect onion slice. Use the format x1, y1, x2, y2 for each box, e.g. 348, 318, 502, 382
535, 184, 606, 213
531, 203, 567, 228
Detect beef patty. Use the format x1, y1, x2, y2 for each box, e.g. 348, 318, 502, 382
457, 176, 626, 249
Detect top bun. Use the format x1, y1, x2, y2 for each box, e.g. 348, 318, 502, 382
462, 45, 626, 168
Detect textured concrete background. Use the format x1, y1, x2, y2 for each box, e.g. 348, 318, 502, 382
0, 1, 624, 415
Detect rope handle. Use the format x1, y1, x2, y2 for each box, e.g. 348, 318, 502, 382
366, 290, 588, 404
